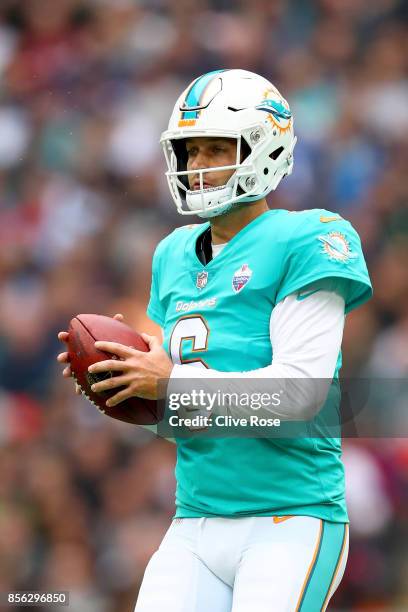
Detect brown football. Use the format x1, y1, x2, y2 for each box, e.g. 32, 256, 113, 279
67, 314, 162, 425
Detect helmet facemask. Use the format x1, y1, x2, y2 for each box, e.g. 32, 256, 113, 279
161, 130, 296, 219
162, 135, 258, 218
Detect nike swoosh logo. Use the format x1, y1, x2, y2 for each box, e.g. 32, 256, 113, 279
320, 216, 341, 223
296, 288, 320, 301
273, 516, 293, 524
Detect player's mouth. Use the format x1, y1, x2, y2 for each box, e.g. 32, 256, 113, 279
192, 179, 213, 190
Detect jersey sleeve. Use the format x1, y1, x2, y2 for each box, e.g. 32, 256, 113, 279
146, 243, 166, 326
276, 212, 372, 313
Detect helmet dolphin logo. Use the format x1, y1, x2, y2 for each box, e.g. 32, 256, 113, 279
255, 98, 292, 122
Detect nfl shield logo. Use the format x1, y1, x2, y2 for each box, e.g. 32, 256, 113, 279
232, 264, 252, 293
196, 271, 208, 289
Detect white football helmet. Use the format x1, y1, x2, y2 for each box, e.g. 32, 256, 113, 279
160, 69, 296, 218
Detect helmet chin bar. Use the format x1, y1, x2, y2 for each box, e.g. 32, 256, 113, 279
166, 164, 258, 218
186, 185, 233, 218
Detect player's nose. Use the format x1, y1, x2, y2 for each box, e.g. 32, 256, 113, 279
189, 151, 210, 170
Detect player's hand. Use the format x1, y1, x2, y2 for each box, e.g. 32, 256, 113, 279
57, 313, 125, 395
87, 333, 173, 404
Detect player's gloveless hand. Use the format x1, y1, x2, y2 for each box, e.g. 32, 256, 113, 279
87, 334, 174, 403
57, 313, 125, 395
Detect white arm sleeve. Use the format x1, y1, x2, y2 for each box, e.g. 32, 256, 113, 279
169, 288, 345, 420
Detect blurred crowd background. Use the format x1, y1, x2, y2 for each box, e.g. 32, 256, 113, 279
0, 0, 407, 610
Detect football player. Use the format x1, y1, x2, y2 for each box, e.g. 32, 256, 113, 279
58, 69, 372, 611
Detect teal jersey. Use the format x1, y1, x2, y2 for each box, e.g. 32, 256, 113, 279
147, 209, 372, 522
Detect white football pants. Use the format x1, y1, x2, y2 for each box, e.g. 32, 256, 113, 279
134, 515, 349, 612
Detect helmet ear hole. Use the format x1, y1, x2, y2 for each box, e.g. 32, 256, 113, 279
270, 146, 284, 160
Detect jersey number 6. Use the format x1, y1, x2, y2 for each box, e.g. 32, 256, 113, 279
169, 315, 209, 369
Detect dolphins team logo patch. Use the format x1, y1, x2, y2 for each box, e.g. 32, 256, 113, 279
232, 264, 253, 293
318, 231, 358, 263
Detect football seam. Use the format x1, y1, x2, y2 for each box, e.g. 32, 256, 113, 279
74, 316, 99, 343
72, 372, 106, 414
73, 370, 158, 424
